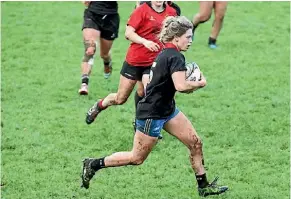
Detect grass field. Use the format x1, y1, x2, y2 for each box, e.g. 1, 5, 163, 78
1, 2, 290, 199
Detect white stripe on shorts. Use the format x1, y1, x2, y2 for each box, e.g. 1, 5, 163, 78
144, 119, 152, 135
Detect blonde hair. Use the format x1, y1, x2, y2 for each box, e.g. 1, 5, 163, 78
159, 16, 193, 43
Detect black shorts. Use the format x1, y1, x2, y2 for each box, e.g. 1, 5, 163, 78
82, 9, 120, 40
120, 61, 151, 81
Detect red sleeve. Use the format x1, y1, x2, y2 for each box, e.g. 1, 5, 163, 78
127, 5, 145, 30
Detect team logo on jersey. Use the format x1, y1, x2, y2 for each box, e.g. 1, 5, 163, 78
150, 16, 155, 21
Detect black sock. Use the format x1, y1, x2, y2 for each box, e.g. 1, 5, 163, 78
192, 24, 199, 34
91, 157, 105, 171
208, 37, 217, 45
134, 92, 143, 110
82, 74, 89, 85
104, 59, 112, 66
196, 173, 209, 188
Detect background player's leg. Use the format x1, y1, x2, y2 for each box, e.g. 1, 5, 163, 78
85, 75, 137, 124
192, 1, 213, 34
102, 75, 136, 107
100, 38, 114, 79
135, 73, 150, 110
209, 1, 228, 48
79, 28, 100, 95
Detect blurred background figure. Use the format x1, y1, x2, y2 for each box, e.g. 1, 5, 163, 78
192, 1, 227, 49
79, 1, 120, 95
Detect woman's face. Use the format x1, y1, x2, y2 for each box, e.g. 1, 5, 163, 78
151, 1, 164, 7
177, 29, 193, 51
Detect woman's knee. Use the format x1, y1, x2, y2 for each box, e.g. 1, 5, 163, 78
83, 40, 96, 62
115, 92, 129, 105
214, 13, 225, 21
214, 3, 227, 21
199, 13, 212, 23
130, 155, 145, 165
100, 52, 110, 60
86, 47, 96, 56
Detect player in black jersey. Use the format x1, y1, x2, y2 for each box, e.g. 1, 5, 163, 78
81, 16, 228, 197
78, 1, 120, 95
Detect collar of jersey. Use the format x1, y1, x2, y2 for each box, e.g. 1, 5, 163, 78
146, 2, 166, 13
163, 43, 179, 51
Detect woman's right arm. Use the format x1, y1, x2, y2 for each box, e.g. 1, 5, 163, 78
125, 26, 160, 52
172, 71, 207, 92
125, 26, 146, 45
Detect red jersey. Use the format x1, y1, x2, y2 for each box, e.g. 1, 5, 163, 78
125, 2, 177, 67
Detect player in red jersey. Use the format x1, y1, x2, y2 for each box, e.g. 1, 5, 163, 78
85, 1, 178, 125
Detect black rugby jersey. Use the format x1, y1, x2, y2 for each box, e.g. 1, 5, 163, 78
88, 1, 118, 15
136, 43, 186, 119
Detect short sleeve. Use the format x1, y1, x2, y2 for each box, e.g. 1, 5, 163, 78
127, 6, 144, 30
169, 54, 186, 75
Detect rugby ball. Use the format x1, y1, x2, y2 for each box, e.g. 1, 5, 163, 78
185, 62, 201, 81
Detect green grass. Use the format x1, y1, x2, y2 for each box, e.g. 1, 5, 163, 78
1, 2, 290, 199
